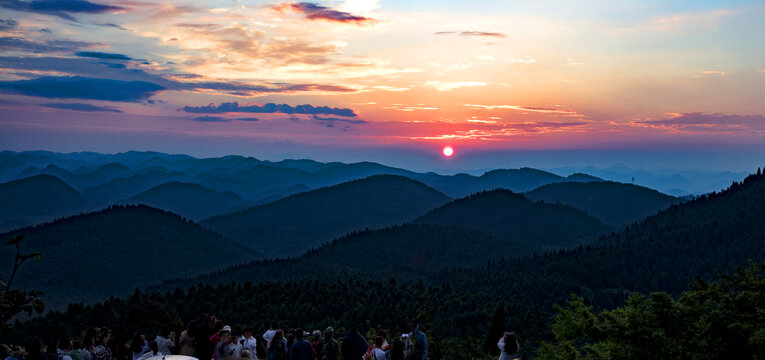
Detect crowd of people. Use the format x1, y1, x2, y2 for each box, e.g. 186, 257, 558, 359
2, 316, 437, 360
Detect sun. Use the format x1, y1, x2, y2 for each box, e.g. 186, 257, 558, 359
442, 146, 454, 157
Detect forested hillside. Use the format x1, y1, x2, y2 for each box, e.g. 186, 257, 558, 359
0, 205, 259, 309
0, 174, 89, 232
201, 175, 451, 257
525, 181, 680, 227
414, 189, 612, 248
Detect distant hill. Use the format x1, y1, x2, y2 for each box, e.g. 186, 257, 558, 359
81, 170, 191, 206
201, 175, 451, 258
0, 174, 89, 232
0, 205, 258, 309
525, 181, 680, 227
121, 182, 249, 220
413, 168, 603, 198
414, 189, 612, 248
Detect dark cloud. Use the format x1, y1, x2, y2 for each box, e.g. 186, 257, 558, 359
311, 114, 368, 124
182, 101, 358, 117
193, 116, 228, 122
99, 23, 126, 30
192, 116, 261, 122
275, 2, 374, 24
0, 37, 100, 53
0, 76, 165, 101
43, 102, 122, 112
0, 18, 18, 30
0, 0, 124, 21
638, 112, 765, 133
435, 31, 506, 37
76, 51, 132, 60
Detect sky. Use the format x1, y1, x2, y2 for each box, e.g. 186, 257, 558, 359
1, 0, 764, 172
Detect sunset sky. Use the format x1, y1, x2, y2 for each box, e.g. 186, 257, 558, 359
1, 0, 764, 171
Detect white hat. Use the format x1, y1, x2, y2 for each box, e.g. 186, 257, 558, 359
222, 325, 232, 332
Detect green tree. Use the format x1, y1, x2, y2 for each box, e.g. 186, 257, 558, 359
537, 261, 765, 360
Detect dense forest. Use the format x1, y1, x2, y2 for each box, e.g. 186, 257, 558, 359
4, 168, 764, 359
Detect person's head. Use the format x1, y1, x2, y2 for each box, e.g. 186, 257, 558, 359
100, 328, 112, 343
220, 326, 232, 342
503, 332, 517, 355
160, 327, 171, 338
210, 316, 217, 326
294, 328, 304, 340
240, 350, 251, 359
213, 320, 224, 332
270, 330, 284, 347
149, 341, 158, 355
82, 334, 94, 350
187, 320, 198, 335
324, 327, 334, 340
243, 327, 253, 338
130, 334, 144, 353
311, 331, 321, 342
374, 337, 383, 348
269, 321, 278, 330
376, 329, 387, 339
408, 319, 420, 333
94, 335, 105, 347
72, 341, 81, 350
231, 325, 242, 339
25, 338, 42, 355
58, 334, 73, 351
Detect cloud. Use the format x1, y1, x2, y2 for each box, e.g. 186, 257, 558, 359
434, 31, 506, 38
192, 116, 228, 122
0, 18, 18, 30
0, 0, 124, 21
425, 81, 486, 91
42, 102, 122, 112
636, 112, 765, 134
410, 121, 588, 140
75, 51, 132, 61
311, 114, 368, 124
464, 104, 584, 117
695, 70, 725, 78
0, 76, 165, 101
0, 56, 357, 97
0, 37, 100, 53
506, 56, 536, 64
181, 102, 358, 117
191, 116, 261, 122
273, 2, 375, 25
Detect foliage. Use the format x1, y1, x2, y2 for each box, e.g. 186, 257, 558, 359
536, 261, 765, 360
1, 235, 44, 329
484, 305, 505, 356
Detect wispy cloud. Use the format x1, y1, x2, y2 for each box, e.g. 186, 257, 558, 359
695, 70, 725, 78
506, 56, 536, 64
0, 37, 101, 53
635, 112, 765, 134
43, 102, 122, 112
181, 102, 358, 117
410, 121, 588, 140
612, 9, 735, 35
464, 104, 584, 117
0, 0, 124, 21
434, 31, 506, 38
191, 116, 261, 122
425, 81, 486, 91
273, 2, 375, 25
